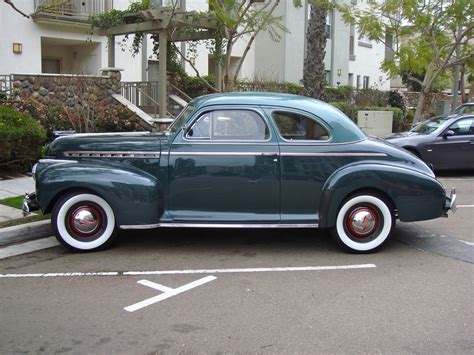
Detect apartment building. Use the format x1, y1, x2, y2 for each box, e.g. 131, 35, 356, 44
0, 0, 389, 92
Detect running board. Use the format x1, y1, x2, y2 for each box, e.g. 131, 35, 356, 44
120, 223, 319, 230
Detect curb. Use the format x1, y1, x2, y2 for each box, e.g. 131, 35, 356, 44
0, 220, 53, 246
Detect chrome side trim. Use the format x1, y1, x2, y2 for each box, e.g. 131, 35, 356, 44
39, 159, 79, 164
169, 152, 272, 156
120, 223, 319, 230
63, 151, 161, 158
169, 152, 386, 157
280, 152, 387, 157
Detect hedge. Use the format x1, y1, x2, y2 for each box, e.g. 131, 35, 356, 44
0, 106, 46, 169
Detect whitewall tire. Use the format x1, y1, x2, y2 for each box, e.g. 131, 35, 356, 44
52, 192, 117, 252
331, 194, 395, 253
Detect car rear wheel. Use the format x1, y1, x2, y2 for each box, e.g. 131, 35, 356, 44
52, 192, 117, 252
331, 193, 395, 253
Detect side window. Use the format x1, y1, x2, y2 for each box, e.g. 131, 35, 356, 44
212, 110, 269, 141
448, 118, 474, 136
272, 111, 330, 141
187, 110, 270, 141
187, 112, 210, 139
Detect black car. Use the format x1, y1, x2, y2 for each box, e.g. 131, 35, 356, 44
452, 102, 474, 114
384, 114, 474, 170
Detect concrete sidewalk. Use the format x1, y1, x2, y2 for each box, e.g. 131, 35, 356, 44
0, 175, 35, 222
0, 175, 35, 199
0, 176, 52, 246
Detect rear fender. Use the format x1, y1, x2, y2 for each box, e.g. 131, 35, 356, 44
318, 163, 446, 228
36, 161, 163, 226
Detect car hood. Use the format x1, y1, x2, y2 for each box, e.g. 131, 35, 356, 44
46, 132, 168, 159
383, 131, 419, 139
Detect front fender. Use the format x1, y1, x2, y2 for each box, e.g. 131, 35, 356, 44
36, 161, 163, 225
319, 163, 446, 228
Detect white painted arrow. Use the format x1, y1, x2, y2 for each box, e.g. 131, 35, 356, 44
124, 275, 217, 312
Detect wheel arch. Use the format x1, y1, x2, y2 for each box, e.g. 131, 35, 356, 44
318, 163, 444, 228
36, 163, 164, 226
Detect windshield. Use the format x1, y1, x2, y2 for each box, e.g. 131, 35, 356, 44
452, 104, 474, 114
167, 104, 194, 134
410, 116, 450, 134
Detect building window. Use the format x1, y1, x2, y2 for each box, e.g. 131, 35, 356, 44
42, 57, 61, 74
363, 76, 370, 89
358, 32, 373, 48
349, 24, 355, 60
325, 9, 332, 39
325, 70, 331, 85
348, 73, 354, 87
385, 33, 394, 60
356, 75, 361, 89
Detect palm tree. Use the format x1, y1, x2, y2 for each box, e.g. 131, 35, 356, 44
303, 3, 328, 100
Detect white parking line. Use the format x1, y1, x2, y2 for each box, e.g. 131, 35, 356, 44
0, 264, 377, 279
0, 237, 59, 259
124, 276, 217, 312
457, 205, 474, 208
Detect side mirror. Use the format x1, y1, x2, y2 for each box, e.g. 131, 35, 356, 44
443, 130, 455, 138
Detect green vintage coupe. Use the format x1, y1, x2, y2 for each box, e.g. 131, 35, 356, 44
25, 93, 456, 253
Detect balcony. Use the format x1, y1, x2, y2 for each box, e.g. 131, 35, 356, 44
32, 0, 113, 26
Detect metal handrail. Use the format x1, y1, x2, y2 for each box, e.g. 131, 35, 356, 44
170, 84, 192, 102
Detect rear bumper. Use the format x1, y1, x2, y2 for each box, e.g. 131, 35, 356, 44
443, 187, 457, 217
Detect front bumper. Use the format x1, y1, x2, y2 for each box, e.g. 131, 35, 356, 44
443, 187, 457, 217
23, 192, 39, 217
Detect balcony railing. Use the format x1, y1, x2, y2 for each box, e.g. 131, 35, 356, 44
0, 75, 12, 96
33, 0, 113, 24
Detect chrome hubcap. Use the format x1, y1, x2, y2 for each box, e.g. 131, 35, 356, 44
72, 208, 99, 234
347, 207, 377, 237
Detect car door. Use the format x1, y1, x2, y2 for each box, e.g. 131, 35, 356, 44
168, 107, 281, 223
268, 108, 335, 224
433, 117, 474, 169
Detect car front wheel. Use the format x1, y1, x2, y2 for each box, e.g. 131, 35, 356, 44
52, 192, 117, 252
331, 193, 395, 253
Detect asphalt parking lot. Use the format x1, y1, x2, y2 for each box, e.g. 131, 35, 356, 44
0, 174, 473, 353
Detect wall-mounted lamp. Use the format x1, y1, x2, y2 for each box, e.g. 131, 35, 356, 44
12, 42, 22, 54
190, 57, 196, 66
337, 69, 342, 76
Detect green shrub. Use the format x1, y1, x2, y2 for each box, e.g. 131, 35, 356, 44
323, 86, 354, 103
329, 101, 358, 121
0, 106, 46, 170
0, 98, 145, 141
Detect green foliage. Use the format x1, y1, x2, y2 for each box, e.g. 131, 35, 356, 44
322, 85, 354, 103
354, 89, 388, 107
0, 195, 23, 210
0, 106, 46, 169
339, 0, 474, 105
329, 101, 358, 121
0, 98, 145, 141
388, 90, 407, 116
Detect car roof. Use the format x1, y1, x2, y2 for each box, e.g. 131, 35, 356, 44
189, 92, 366, 143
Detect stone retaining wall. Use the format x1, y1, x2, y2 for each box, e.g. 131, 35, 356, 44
11, 69, 121, 112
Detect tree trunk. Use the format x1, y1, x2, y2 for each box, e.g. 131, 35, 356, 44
414, 90, 426, 121
303, 4, 328, 100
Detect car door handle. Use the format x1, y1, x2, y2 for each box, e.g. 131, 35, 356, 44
260, 153, 278, 157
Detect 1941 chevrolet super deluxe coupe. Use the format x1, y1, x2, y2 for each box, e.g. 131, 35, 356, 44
25, 93, 456, 253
